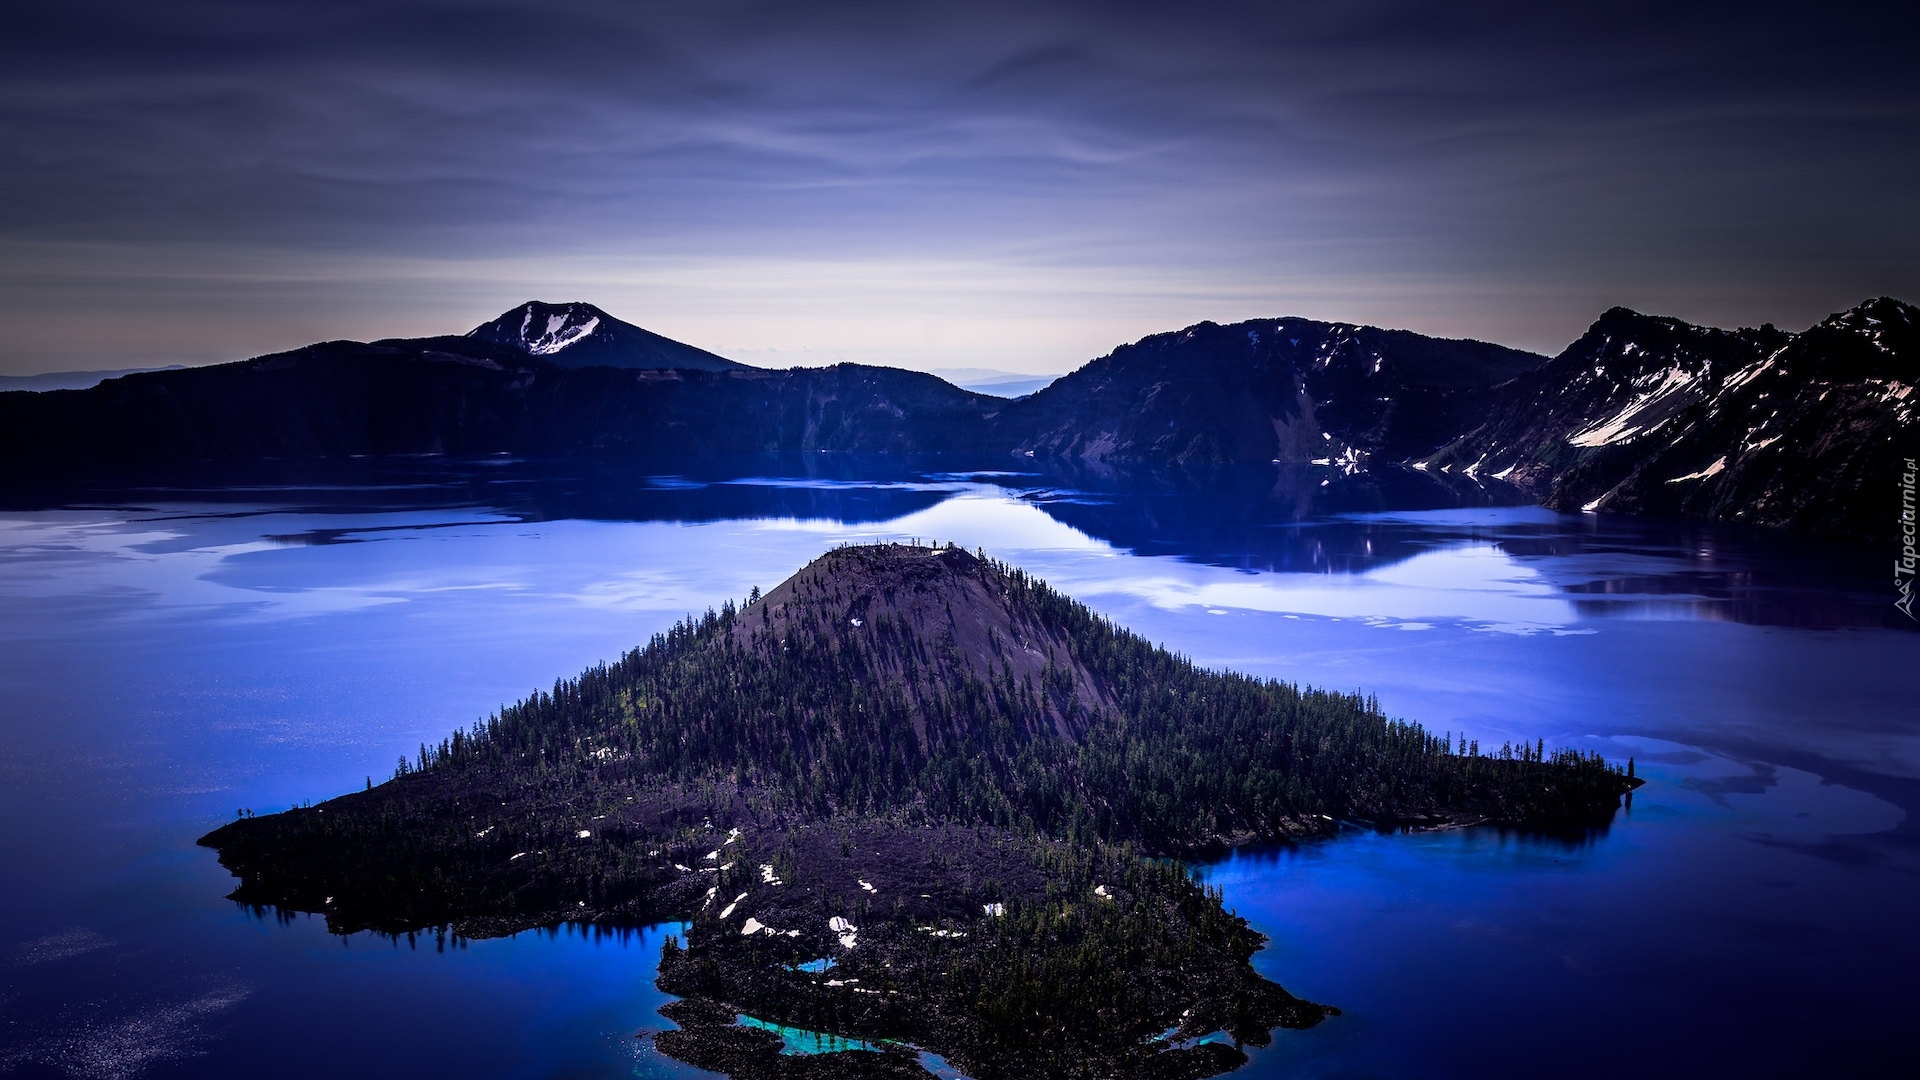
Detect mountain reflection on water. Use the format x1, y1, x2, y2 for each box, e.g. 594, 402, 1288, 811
5, 454, 1894, 631
0, 454, 1911, 1079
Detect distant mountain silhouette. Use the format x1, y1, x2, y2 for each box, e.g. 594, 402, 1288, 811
930, 368, 1062, 398
0, 365, 184, 392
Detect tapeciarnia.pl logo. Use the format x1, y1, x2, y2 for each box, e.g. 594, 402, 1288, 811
1899, 456, 1917, 621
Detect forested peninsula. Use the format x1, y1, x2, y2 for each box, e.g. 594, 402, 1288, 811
201, 544, 1637, 1080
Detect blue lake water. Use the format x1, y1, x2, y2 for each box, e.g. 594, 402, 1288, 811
0, 461, 1912, 1078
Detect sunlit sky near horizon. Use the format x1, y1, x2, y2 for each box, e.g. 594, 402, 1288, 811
3, 0, 1916, 377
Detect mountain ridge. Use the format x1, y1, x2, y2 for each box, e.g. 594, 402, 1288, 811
3, 297, 1913, 542
0, 336, 999, 463
1425, 296, 1918, 538
993, 316, 1545, 467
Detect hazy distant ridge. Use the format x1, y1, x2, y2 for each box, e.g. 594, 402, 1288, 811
0, 365, 184, 392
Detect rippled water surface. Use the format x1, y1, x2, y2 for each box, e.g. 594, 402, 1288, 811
0, 461, 1911, 1078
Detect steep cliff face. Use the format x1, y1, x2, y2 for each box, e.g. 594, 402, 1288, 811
993, 317, 1544, 467
1426, 298, 1919, 539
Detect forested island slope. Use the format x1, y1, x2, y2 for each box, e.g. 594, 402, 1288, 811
202, 544, 1634, 1080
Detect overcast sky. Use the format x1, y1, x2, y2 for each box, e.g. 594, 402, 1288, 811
2, 0, 1915, 375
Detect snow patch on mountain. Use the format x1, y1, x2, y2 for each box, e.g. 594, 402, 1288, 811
502, 304, 603, 356
1565, 365, 1699, 448
1665, 457, 1726, 483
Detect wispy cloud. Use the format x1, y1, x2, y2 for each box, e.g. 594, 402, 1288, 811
1, 1, 1913, 373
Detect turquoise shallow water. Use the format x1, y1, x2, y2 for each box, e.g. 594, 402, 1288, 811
737, 1015, 886, 1056
0, 461, 1910, 1078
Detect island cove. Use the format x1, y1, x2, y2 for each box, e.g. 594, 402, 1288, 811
199, 543, 1638, 1080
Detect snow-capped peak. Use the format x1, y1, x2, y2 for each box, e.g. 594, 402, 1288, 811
466, 300, 749, 372
504, 302, 603, 356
